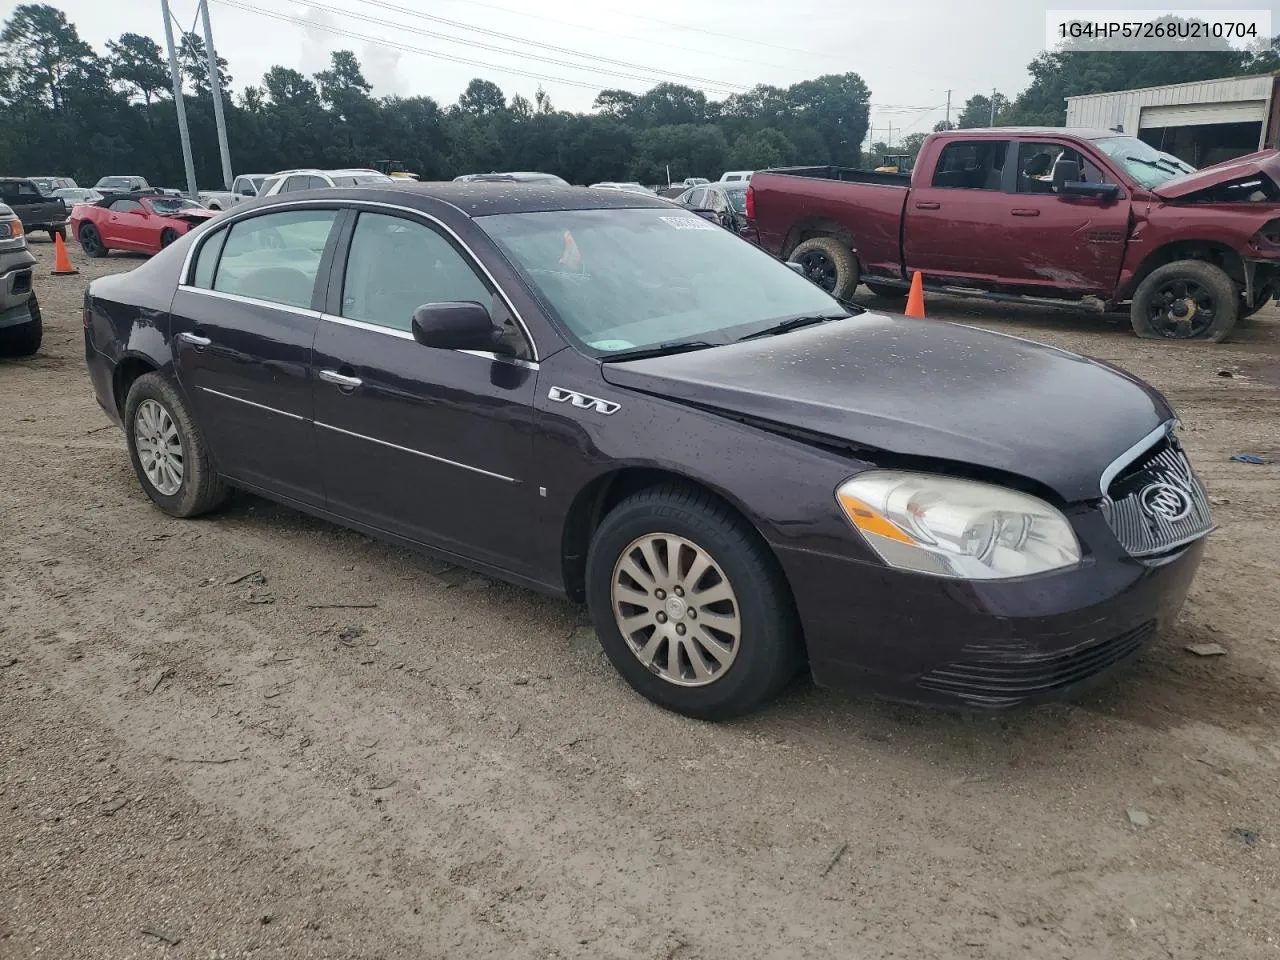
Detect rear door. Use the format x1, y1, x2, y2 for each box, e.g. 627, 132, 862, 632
171, 206, 343, 506
988, 139, 1132, 295
311, 207, 539, 570
902, 139, 1014, 283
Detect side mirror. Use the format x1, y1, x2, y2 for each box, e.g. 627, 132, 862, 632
411, 301, 509, 354
1060, 181, 1122, 201
1052, 159, 1081, 190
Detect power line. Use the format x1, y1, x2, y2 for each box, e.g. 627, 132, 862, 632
432, 0, 845, 64
339, 0, 748, 92
211, 0, 659, 92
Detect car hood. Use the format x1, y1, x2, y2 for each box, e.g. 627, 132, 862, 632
166, 209, 219, 224
599, 313, 1172, 503
1152, 148, 1280, 200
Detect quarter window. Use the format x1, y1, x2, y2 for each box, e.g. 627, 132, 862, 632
211, 209, 339, 309
110, 199, 144, 213
931, 140, 1010, 190
341, 212, 528, 357
191, 227, 228, 288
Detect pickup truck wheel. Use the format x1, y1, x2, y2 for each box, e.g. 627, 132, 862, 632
124, 373, 229, 518
864, 282, 907, 299
789, 237, 858, 299
0, 293, 42, 358
78, 223, 108, 258
1131, 260, 1237, 342
159, 228, 180, 249
585, 484, 801, 720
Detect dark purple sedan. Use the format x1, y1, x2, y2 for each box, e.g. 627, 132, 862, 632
81, 183, 1212, 719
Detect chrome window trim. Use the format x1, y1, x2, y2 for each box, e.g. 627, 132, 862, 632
178, 285, 322, 319
315, 421, 518, 482
1098, 420, 1175, 496
178, 197, 540, 361
200, 386, 307, 421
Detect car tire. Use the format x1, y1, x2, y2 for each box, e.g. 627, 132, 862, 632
789, 237, 859, 299
864, 281, 907, 299
48, 226, 67, 242
159, 228, 180, 248
124, 372, 228, 518
1130, 260, 1238, 342
585, 483, 801, 720
79, 223, 108, 258
0, 293, 42, 358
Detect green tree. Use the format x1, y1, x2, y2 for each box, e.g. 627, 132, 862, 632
0, 3, 97, 112
727, 127, 794, 170
262, 66, 317, 107
784, 73, 870, 166
631, 124, 728, 184
899, 132, 928, 159
633, 83, 707, 127
956, 92, 1009, 128
592, 88, 637, 120
457, 77, 505, 116
178, 31, 231, 98
106, 32, 168, 108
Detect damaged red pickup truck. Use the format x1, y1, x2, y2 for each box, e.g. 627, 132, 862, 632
746, 128, 1280, 341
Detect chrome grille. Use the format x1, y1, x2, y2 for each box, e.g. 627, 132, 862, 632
1099, 441, 1212, 557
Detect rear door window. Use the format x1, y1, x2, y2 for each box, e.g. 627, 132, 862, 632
211, 209, 339, 309
930, 141, 1010, 190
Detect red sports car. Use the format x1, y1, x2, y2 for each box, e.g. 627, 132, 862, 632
72, 192, 219, 258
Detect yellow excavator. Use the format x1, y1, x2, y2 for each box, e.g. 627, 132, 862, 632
372, 159, 420, 181
874, 154, 914, 174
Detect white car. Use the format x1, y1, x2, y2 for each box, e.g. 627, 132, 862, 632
720, 170, 754, 183
258, 168, 395, 197
588, 181, 657, 195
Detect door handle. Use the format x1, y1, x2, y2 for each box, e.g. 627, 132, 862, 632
319, 369, 363, 390
1011, 208, 1041, 217
915, 201, 940, 210
177, 331, 211, 348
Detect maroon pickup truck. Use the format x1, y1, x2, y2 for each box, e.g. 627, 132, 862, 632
746, 128, 1280, 341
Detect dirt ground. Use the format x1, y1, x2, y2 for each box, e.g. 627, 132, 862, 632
2, 235, 1279, 960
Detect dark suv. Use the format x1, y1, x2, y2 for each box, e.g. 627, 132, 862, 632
0, 177, 69, 241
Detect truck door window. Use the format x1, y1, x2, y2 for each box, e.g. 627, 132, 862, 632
930, 141, 1009, 190
1016, 143, 1110, 194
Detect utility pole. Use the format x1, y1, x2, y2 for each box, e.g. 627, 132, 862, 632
199, 0, 233, 190
989, 87, 997, 126
160, 0, 198, 198
945, 89, 951, 128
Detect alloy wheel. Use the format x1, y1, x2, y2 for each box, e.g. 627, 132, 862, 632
610, 533, 742, 687
795, 249, 837, 291
133, 398, 184, 496
1146, 278, 1218, 339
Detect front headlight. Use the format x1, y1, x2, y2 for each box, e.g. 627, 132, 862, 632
836, 470, 1081, 580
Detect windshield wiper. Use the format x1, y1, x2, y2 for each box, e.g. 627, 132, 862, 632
599, 340, 719, 362
737, 314, 847, 341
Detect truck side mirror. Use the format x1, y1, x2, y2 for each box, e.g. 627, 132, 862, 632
1052, 159, 1081, 191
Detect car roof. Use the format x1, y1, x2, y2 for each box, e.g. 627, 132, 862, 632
259, 181, 672, 217
94, 190, 172, 207
935, 127, 1125, 140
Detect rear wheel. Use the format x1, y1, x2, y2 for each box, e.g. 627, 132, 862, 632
788, 236, 858, 299
124, 373, 228, 518
585, 484, 801, 720
0, 293, 42, 358
1130, 260, 1237, 342
79, 223, 108, 258
159, 228, 180, 249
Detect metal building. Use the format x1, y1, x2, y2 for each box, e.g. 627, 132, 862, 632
1065, 73, 1280, 167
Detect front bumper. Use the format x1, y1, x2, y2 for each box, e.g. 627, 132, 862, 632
776, 513, 1206, 709
0, 253, 35, 325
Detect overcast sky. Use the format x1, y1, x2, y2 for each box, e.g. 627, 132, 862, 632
50, 0, 1271, 145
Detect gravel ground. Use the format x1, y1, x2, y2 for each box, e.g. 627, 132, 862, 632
2, 235, 1279, 959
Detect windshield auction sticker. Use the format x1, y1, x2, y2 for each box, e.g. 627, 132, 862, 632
1045, 10, 1270, 51
661, 216, 717, 230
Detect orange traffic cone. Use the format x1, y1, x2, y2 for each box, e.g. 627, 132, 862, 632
904, 270, 925, 318
52, 232, 78, 276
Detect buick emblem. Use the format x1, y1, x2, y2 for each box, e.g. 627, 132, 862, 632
1139, 482, 1192, 523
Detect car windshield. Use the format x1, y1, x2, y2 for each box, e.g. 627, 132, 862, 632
249, 176, 265, 190
147, 197, 203, 214
480, 207, 848, 355
1092, 137, 1197, 189
97, 177, 133, 190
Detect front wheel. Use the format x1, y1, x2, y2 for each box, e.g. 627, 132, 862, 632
1130, 260, 1237, 342
124, 373, 228, 518
788, 237, 859, 300
159, 228, 180, 249
585, 484, 801, 720
79, 223, 108, 258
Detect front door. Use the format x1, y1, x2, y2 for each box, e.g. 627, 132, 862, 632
902, 138, 1014, 284
985, 140, 1132, 295
102, 198, 150, 248
311, 209, 539, 572
170, 206, 343, 506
